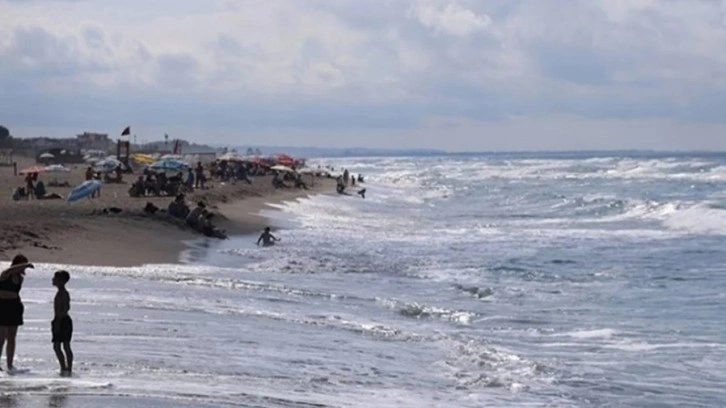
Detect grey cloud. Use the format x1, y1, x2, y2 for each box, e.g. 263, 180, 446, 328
2, 0, 726, 150
533, 43, 610, 86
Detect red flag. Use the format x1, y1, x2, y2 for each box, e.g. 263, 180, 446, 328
121, 126, 130, 136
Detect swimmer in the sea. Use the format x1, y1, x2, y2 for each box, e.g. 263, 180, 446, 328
256, 227, 279, 247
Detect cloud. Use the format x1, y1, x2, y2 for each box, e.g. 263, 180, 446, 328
1, 0, 726, 150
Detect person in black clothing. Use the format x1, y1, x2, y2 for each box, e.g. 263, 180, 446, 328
51, 270, 73, 376
0, 255, 34, 372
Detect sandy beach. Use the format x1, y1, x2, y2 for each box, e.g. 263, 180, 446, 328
1, 157, 335, 266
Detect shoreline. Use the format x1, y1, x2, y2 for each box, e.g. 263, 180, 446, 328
2, 157, 336, 267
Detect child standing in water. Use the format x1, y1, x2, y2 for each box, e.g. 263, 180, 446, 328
51, 271, 73, 376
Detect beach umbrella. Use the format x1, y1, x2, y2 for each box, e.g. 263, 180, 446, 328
149, 159, 187, 172
19, 166, 48, 175
270, 164, 295, 173
131, 153, 155, 165
297, 167, 328, 176
45, 164, 70, 173
218, 152, 243, 162
39, 152, 55, 159
275, 154, 295, 166
93, 159, 123, 174
67, 180, 102, 203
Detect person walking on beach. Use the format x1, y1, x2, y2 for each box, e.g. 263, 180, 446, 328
256, 227, 279, 247
51, 270, 73, 376
0, 255, 34, 372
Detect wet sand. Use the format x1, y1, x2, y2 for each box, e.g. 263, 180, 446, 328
0, 157, 334, 266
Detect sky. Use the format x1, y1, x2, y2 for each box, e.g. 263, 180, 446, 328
1, 0, 726, 151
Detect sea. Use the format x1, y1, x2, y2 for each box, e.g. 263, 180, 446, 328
3, 152, 726, 407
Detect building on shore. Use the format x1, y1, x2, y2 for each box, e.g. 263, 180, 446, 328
14, 132, 112, 156
76, 132, 112, 151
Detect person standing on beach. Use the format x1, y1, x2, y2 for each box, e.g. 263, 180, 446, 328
51, 270, 73, 376
185, 168, 195, 190
24, 173, 35, 199
0, 255, 34, 372
195, 162, 205, 189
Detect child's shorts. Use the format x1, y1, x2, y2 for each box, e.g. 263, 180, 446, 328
51, 316, 73, 343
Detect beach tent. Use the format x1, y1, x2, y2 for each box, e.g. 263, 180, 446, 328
149, 159, 187, 172
67, 180, 102, 203
19, 166, 48, 175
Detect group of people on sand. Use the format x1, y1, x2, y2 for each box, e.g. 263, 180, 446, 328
13, 173, 63, 201
0, 255, 74, 376
129, 170, 187, 198
168, 198, 227, 239
336, 169, 366, 198
272, 171, 308, 190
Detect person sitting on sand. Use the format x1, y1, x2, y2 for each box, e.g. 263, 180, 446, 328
34, 181, 62, 200
272, 172, 288, 189
256, 227, 279, 247
12, 187, 27, 201
200, 212, 227, 239
85, 167, 94, 181
168, 194, 190, 219
129, 176, 145, 197
186, 202, 206, 230
294, 173, 308, 190
336, 176, 346, 194
236, 164, 252, 184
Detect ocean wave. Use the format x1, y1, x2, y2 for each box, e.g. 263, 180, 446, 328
434, 335, 553, 393
376, 298, 476, 325
610, 200, 726, 234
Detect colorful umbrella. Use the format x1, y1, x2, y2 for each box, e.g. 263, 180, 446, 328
67, 180, 102, 203
149, 159, 187, 171
94, 158, 124, 173
19, 166, 48, 175
275, 154, 295, 166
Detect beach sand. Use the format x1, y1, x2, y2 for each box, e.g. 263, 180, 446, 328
1, 157, 335, 266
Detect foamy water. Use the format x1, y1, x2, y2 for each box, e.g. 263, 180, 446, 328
3, 152, 726, 407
